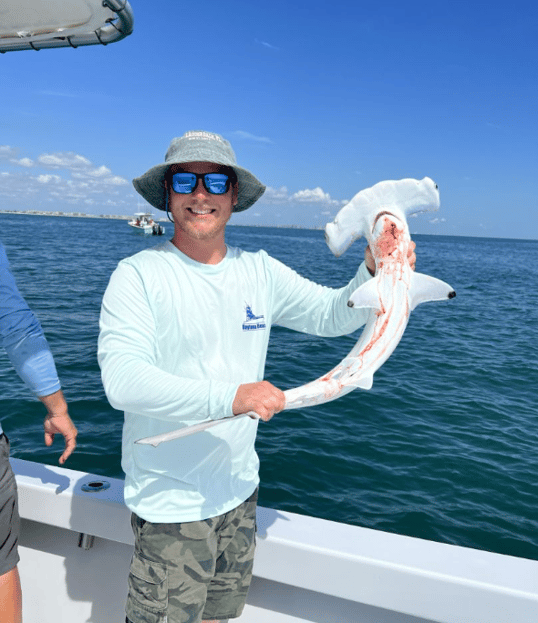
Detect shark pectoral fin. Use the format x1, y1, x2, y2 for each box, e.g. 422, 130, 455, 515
348, 374, 374, 390
347, 277, 382, 311
408, 272, 456, 311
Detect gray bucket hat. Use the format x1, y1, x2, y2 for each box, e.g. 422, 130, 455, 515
132, 130, 265, 212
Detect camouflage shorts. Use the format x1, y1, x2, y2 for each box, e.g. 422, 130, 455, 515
0, 434, 20, 576
126, 488, 258, 623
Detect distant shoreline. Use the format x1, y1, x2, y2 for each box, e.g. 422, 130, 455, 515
1, 210, 536, 240
0, 210, 323, 230
0, 209, 133, 221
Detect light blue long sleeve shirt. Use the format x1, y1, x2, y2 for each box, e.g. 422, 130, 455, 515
0, 242, 61, 433
98, 241, 372, 522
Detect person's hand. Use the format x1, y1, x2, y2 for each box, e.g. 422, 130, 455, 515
364, 240, 417, 276
40, 390, 77, 464
364, 245, 375, 276
232, 381, 285, 422
407, 240, 416, 271
43, 413, 77, 464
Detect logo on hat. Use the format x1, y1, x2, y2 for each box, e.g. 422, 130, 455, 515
184, 131, 224, 143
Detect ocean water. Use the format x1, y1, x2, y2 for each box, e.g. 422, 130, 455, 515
1, 213, 537, 561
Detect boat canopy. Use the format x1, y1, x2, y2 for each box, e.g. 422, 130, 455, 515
0, 0, 134, 53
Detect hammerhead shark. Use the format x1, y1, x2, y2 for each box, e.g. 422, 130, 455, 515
284, 176, 455, 409
136, 177, 455, 446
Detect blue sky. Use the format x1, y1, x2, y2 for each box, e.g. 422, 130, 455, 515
1, 1, 536, 239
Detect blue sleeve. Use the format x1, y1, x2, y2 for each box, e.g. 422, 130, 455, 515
0, 242, 61, 397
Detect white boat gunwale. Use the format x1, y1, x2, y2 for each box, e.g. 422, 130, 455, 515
12, 458, 538, 623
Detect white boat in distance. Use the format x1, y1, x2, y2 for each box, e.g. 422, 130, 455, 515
128, 212, 165, 235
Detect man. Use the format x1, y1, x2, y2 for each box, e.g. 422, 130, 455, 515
0, 241, 77, 623
98, 130, 416, 623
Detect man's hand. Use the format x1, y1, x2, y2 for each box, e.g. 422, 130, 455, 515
40, 390, 77, 464
232, 381, 286, 422
364, 245, 376, 276
407, 240, 417, 271
364, 240, 417, 276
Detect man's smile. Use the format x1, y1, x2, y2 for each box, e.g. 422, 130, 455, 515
187, 207, 216, 216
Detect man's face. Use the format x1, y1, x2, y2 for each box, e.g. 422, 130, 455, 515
168, 161, 237, 243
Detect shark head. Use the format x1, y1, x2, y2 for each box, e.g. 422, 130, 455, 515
325, 177, 440, 257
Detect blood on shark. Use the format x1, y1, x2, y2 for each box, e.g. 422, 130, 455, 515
284, 177, 456, 409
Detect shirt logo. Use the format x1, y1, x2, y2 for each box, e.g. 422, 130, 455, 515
242, 304, 266, 331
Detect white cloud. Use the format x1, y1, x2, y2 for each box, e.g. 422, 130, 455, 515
263, 186, 290, 202
37, 152, 92, 169
260, 185, 344, 209
37, 174, 62, 184
85, 165, 111, 178
0, 146, 131, 214
291, 187, 338, 205
0, 145, 349, 221
255, 39, 279, 51
0, 146, 18, 160
14, 158, 34, 167
104, 175, 128, 186
233, 131, 273, 144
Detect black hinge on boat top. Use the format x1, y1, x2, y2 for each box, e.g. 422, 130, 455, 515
78, 533, 95, 550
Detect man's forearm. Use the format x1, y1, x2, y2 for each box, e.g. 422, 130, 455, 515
39, 388, 69, 416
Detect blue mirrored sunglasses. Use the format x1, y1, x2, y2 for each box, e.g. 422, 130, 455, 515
171, 172, 230, 195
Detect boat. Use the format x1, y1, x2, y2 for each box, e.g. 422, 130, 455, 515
3, 3, 538, 622
13, 457, 538, 622
128, 212, 165, 235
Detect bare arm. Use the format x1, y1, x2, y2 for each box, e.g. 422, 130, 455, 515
40, 389, 77, 464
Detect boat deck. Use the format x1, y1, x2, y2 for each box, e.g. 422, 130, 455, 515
13, 458, 538, 622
